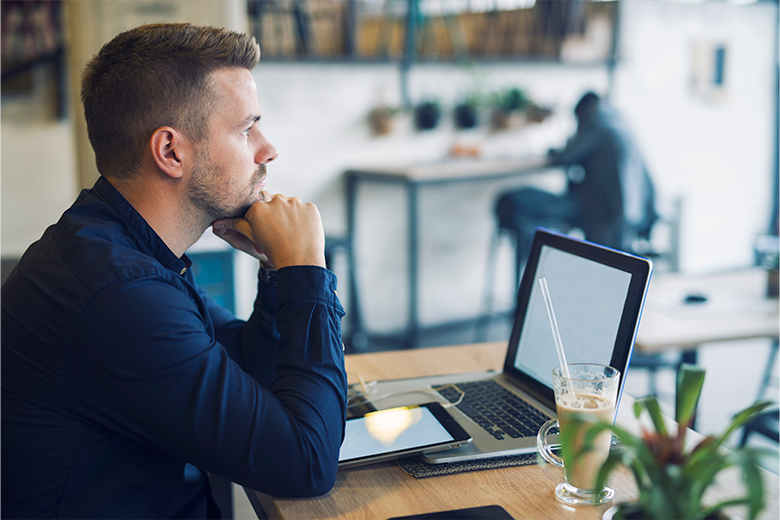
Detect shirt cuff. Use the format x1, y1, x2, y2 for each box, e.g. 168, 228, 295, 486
275, 265, 343, 310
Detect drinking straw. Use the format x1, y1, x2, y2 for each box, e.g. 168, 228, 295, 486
539, 276, 571, 380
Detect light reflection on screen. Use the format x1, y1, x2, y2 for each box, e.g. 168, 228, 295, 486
339, 406, 454, 462
513, 245, 631, 388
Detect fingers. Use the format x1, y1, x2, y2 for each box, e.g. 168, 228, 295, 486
259, 191, 302, 205
212, 218, 265, 259
213, 217, 255, 243
243, 193, 325, 269
214, 192, 325, 269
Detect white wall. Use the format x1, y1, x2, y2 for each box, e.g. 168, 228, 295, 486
613, 0, 776, 272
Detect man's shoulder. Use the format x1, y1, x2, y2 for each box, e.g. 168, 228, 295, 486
23, 204, 181, 298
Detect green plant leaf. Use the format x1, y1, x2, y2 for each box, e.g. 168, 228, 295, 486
595, 449, 628, 491
633, 399, 643, 419
684, 454, 729, 517
701, 448, 767, 520
573, 417, 670, 509
637, 395, 668, 437
736, 449, 765, 520
676, 364, 706, 427
579, 369, 773, 520
684, 435, 718, 478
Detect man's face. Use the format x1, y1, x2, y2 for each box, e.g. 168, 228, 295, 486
186, 67, 278, 222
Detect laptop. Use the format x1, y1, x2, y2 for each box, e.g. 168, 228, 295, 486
352, 228, 652, 464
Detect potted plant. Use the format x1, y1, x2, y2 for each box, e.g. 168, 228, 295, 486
368, 104, 400, 136
454, 93, 481, 130
526, 102, 553, 123
490, 87, 530, 130
570, 364, 774, 520
413, 100, 441, 131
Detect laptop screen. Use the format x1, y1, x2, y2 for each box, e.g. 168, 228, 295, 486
503, 228, 652, 406
512, 245, 632, 388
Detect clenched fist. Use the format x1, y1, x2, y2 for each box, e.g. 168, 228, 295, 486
212, 191, 326, 269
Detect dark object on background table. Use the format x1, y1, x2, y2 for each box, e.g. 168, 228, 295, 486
684, 293, 708, 304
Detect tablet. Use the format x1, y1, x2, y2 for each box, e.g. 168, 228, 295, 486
338, 402, 472, 469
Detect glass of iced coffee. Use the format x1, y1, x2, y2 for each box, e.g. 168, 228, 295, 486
536, 363, 619, 506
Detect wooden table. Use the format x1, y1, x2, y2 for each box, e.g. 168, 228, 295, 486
343, 157, 552, 350
249, 342, 780, 520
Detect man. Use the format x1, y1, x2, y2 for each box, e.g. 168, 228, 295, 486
2, 23, 347, 519
495, 92, 658, 274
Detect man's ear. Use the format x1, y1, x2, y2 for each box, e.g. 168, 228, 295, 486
150, 127, 188, 179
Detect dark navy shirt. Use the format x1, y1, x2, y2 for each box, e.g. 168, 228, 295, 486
1, 176, 347, 519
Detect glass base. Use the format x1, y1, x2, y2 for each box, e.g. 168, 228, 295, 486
554, 482, 614, 506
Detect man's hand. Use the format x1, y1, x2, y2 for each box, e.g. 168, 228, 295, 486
212, 191, 326, 269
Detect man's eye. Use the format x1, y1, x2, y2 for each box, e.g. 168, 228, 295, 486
242, 118, 260, 137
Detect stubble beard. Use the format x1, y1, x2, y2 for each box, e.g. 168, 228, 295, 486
187, 150, 267, 225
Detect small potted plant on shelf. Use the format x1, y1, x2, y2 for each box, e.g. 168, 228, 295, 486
525, 102, 553, 123
368, 104, 400, 136
571, 364, 774, 520
490, 87, 530, 130
453, 92, 482, 130
413, 100, 442, 131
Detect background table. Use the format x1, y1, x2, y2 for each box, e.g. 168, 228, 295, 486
249, 342, 779, 520
344, 157, 551, 350
634, 268, 779, 399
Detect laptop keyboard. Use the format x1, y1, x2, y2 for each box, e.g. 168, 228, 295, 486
434, 380, 551, 440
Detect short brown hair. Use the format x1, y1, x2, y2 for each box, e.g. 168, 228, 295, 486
81, 23, 260, 179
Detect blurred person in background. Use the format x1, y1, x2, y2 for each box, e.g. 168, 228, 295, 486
495, 91, 658, 265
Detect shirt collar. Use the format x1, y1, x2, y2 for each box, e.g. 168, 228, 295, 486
91, 176, 192, 276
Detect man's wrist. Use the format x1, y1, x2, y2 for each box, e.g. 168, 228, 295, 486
259, 259, 277, 285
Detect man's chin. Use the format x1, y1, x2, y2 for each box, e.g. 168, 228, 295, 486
214, 205, 252, 223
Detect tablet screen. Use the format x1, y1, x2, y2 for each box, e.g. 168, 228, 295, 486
338, 402, 471, 468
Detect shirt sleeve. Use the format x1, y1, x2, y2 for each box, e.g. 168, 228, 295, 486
196, 267, 284, 387
62, 266, 347, 497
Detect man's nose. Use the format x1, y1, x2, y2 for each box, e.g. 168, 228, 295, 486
257, 136, 278, 165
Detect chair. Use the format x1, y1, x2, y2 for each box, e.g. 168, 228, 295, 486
324, 235, 351, 272
740, 339, 780, 446
209, 474, 234, 519
1, 257, 19, 284
740, 408, 780, 446
627, 351, 685, 400
324, 235, 367, 351
473, 193, 572, 342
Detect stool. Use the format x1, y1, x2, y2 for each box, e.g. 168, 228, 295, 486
738, 340, 779, 447
324, 235, 351, 271
627, 351, 685, 400
474, 217, 571, 342
740, 408, 780, 446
